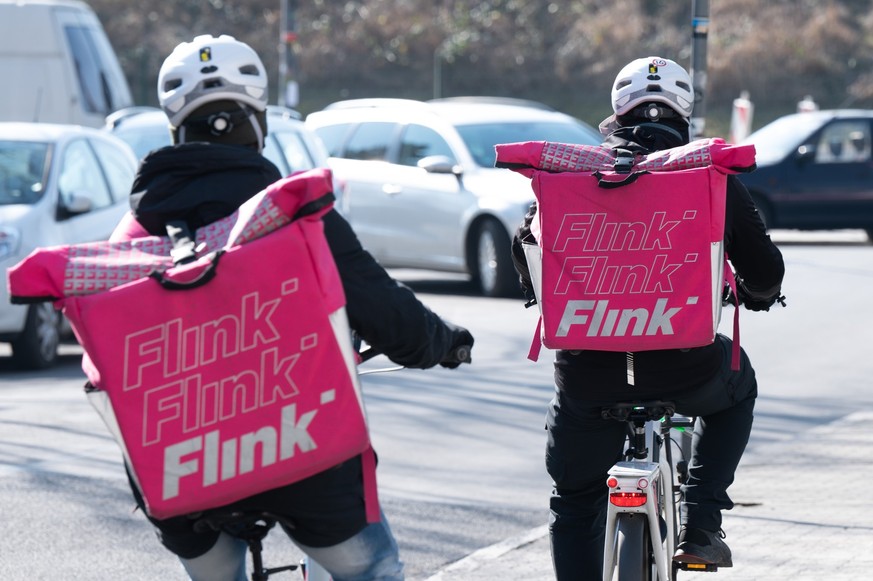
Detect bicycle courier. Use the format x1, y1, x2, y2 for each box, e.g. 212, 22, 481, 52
7, 168, 378, 520
495, 138, 755, 366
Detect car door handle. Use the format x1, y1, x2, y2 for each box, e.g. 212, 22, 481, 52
383, 184, 402, 196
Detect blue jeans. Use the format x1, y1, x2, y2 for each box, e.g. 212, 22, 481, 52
179, 511, 404, 581
546, 336, 758, 580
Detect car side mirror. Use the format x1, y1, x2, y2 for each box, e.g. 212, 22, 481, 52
418, 155, 463, 186
58, 191, 94, 219
418, 155, 461, 174
795, 144, 816, 164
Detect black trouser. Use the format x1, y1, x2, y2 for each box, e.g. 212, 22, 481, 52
545, 336, 757, 581
128, 456, 368, 559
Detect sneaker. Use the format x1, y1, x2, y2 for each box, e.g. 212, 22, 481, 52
673, 527, 733, 567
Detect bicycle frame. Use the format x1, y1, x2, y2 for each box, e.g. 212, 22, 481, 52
601, 402, 693, 581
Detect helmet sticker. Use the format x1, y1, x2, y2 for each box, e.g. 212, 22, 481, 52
199, 47, 212, 62
651, 58, 667, 67
648, 63, 658, 74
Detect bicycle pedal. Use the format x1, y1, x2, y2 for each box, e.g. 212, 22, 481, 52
677, 561, 719, 572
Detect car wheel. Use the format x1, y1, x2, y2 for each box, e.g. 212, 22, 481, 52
470, 219, 518, 298
11, 303, 60, 370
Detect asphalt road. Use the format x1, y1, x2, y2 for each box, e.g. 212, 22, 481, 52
1, 230, 872, 580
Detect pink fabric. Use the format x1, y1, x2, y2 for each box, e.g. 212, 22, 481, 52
495, 139, 752, 361
530, 168, 726, 353
495, 137, 756, 177
8, 169, 377, 520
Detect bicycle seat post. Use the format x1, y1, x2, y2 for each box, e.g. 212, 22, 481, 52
627, 419, 648, 460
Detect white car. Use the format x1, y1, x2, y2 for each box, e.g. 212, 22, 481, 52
305, 97, 603, 297
107, 106, 335, 179
0, 122, 137, 369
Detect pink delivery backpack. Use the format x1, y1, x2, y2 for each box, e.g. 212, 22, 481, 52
7, 169, 380, 521
495, 138, 756, 368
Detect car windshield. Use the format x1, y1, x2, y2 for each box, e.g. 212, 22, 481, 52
113, 122, 171, 159
0, 141, 49, 205
741, 114, 826, 165
456, 121, 602, 167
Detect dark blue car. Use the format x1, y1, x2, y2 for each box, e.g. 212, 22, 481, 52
738, 109, 873, 240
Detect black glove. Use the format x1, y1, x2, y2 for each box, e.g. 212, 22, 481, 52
735, 279, 786, 312
440, 324, 474, 369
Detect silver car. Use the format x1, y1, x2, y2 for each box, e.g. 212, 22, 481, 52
0, 122, 138, 369
107, 106, 334, 179
305, 97, 603, 297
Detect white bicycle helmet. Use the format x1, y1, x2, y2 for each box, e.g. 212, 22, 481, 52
158, 34, 268, 128
610, 56, 694, 118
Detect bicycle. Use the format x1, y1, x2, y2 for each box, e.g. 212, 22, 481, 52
191, 343, 473, 581
600, 400, 705, 581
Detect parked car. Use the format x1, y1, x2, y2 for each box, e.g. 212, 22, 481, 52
738, 109, 873, 239
106, 106, 334, 180
0, 122, 137, 369
305, 97, 603, 297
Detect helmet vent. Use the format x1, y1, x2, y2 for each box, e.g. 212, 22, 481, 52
163, 79, 182, 92
239, 64, 260, 76
676, 80, 691, 92
616, 79, 632, 90
200, 65, 218, 74
646, 84, 663, 92
203, 79, 224, 89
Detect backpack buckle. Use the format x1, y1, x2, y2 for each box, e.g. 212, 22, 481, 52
613, 149, 635, 174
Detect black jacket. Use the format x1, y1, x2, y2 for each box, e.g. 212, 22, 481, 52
128, 142, 464, 369
510, 123, 785, 399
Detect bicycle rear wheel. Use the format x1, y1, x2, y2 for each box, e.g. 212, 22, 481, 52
616, 513, 654, 581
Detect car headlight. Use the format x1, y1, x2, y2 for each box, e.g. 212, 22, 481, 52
0, 226, 21, 261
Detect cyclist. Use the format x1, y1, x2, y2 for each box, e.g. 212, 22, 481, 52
110, 34, 474, 581
510, 56, 785, 579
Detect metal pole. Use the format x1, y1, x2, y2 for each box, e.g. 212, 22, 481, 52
433, 47, 442, 100
690, 0, 709, 138
278, 0, 298, 107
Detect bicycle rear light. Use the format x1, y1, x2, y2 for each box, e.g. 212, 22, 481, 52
609, 492, 647, 507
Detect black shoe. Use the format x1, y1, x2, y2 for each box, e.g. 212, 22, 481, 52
673, 527, 733, 567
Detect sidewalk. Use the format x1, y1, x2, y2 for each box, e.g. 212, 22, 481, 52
422, 410, 873, 581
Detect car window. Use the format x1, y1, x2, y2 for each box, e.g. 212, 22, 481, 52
265, 130, 316, 175
312, 123, 355, 157
343, 122, 398, 161
64, 25, 118, 114
397, 124, 456, 166
814, 120, 871, 164
0, 141, 48, 205
456, 121, 601, 167
742, 114, 828, 165
90, 138, 134, 202
113, 122, 171, 160
58, 139, 113, 211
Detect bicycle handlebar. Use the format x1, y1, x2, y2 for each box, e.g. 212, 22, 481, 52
357, 344, 472, 367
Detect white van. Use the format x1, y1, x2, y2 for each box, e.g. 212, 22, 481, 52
0, 0, 132, 127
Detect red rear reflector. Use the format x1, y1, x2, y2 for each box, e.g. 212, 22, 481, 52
609, 492, 647, 507
606, 477, 619, 488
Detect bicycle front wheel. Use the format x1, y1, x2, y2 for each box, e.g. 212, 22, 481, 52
616, 513, 654, 581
